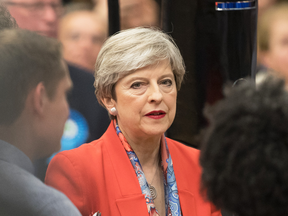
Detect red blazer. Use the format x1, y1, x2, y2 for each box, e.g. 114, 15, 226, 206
45, 122, 221, 216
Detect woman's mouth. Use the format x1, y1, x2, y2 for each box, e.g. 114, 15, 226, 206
145, 110, 166, 119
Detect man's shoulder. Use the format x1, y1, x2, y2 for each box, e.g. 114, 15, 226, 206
0, 160, 80, 216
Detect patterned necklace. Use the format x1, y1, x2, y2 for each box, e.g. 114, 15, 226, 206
148, 159, 159, 200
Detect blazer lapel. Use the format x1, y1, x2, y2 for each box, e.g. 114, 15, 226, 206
103, 123, 148, 216
103, 124, 198, 216
168, 139, 198, 216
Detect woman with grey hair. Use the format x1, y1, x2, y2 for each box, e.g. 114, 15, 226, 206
46, 27, 221, 216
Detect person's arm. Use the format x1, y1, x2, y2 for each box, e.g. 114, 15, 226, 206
45, 153, 89, 216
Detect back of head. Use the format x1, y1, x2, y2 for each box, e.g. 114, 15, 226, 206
200, 77, 288, 216
0, 29, 66, 125
0, 3, 18, 30
94, 27, 185, 107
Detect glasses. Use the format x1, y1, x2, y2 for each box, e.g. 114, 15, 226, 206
4, 1, 63, 16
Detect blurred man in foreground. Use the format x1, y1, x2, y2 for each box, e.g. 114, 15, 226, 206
0, 23, 80, 215
4, 0, 110, 137
4, 0, 110, 142
200, 77, 288, 216
4, 0, 110, 180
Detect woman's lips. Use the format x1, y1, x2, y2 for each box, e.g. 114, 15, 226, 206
145, 110, 166, 119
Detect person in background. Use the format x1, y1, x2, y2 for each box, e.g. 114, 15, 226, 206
200, 76, 288, 216
3, 0, 60, 37
0, 16, 81, 214
93, 0, 159, 30
3, 0, 110, 180
45, 27, 221, 216
119, 0, 159, 30
59, 5, 107, 73
258, 0, 288, 17
257, 3, 288, 84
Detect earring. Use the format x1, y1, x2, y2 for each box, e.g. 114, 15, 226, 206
110, 107, 117, 115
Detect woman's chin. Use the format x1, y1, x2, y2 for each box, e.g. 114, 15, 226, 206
141, 126, 170, 138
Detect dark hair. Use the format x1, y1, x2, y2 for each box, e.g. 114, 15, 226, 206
0, 3, 18, 30
200, 77, 288, 216
0, 29, 66, 125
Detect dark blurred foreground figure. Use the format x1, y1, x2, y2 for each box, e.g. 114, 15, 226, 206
200, 76, 288, 216
0, 28, 81, 216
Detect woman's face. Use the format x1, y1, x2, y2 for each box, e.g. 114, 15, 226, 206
112, 60, 177, 140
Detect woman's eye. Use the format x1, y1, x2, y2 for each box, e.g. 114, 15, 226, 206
161, 79, 173, 86
130, 82, 143, 89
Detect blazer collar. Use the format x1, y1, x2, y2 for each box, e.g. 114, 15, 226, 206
102, 122, 148, 216
168, 139, 198, 216
102, 122, 143, 197
102, 123, 197, 216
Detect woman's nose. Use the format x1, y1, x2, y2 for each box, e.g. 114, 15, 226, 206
148, 84, 163, 103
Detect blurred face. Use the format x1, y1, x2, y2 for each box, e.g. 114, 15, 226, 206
264, 17, 288, 82
120, 0, 159, 30
59, 12, 106, 72
39, 73, 72, 156
258, 0, 276, 16
5, 0, 61, 38
112, 60, 177, 141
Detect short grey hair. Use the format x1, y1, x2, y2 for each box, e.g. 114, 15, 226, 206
94, 27, 185, 108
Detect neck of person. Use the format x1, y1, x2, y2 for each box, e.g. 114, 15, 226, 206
0, 118, 36, 162
122, 131, 162, 168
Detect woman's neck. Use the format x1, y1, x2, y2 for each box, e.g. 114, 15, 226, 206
122, 131, 161, 168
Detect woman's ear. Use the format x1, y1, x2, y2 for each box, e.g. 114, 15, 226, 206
101, 97, 117, 116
